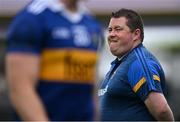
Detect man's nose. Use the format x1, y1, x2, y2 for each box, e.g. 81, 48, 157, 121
108, 30, 116, 38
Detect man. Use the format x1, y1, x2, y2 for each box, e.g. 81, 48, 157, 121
6, 0, 104, 121
99, 8, 174, 121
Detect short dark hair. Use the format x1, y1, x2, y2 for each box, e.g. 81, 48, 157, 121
111, 8, 144, 41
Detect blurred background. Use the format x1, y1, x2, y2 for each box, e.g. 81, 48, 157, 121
0, 0, 180, 120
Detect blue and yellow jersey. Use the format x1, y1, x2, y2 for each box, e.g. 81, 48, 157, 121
7, 0, 104, 120
99, 44, 166, 121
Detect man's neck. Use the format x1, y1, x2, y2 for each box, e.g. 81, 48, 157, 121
60, 0, 78, 13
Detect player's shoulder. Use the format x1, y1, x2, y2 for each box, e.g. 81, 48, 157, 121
26, 0, 49, 15
11, 0, 49, 27
14, 0, 51, 19
128, 44, 161, 74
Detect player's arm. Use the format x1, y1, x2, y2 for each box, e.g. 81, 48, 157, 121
144, 60, 174, 121
128, 59, 174, 121
145, 92, 174, 121
6, 53, 49, 121
6, 9, 49, 120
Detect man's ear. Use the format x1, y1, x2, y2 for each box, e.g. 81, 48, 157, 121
133, 28, 141, 42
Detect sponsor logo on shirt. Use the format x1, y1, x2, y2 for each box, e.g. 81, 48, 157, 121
52, 27, 70, 39
52, 25, 91, 47
40, 49, 98, 84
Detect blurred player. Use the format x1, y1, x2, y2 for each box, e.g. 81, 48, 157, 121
6, 0, 104, 121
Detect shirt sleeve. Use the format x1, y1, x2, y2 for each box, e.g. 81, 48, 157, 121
7, 11, 43, 54
127, 59, 163, 101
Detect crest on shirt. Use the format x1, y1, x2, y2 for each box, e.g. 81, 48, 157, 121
72, 25, 91, 47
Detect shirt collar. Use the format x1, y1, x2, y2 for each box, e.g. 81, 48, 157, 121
111, 53, 128, 65
111, 43, 143, 65
48, 0, 64, 12
48, 0, 89, 23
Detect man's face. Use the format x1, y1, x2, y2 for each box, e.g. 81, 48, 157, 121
107, 17, 135, 57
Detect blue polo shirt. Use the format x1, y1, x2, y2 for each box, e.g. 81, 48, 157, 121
99, 44, 166, 121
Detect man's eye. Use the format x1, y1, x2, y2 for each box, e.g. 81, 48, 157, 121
115, 28, 123, 31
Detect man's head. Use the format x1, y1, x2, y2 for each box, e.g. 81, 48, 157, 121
107, 8, 144, 57
111, 8, 144, 41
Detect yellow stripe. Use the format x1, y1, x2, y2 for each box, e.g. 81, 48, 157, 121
40, 48, 98, 84
133, 77, 146, 93
133, 75, 160, 93
153, 75, 160, 82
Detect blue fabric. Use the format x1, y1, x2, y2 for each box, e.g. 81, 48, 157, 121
37, 81, 94, 121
